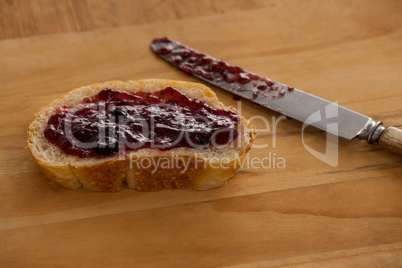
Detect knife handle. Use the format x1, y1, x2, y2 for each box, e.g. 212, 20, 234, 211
377, 127, 402, 156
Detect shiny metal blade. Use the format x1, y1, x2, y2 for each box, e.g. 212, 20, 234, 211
254, 89, 371, 140
150, 37, 372, 140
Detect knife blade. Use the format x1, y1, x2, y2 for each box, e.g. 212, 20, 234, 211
150, 37, 402, 155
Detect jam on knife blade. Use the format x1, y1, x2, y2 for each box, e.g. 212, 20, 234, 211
150, 37, 294, 101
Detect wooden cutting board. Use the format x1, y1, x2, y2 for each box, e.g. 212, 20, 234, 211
1, 1, 402, 267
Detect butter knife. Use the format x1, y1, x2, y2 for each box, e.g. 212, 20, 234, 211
150, 37, 402, 155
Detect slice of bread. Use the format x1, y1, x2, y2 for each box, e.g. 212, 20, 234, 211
27, 79, 256, 192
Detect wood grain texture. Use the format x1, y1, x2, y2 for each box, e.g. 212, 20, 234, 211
0, 0, 269, 40
379, 127, 402, 156
1, 0, 402, 267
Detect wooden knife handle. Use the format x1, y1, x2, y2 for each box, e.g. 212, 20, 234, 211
378, 127, 402, 156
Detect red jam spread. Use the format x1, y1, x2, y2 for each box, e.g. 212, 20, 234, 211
150, 37, 294, 100
44, 87, 240, 158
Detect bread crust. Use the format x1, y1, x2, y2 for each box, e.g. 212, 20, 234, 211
27, 142, 81, 189
27, 79, 256, 192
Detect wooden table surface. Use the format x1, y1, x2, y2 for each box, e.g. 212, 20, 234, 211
1, 0, 402, 267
